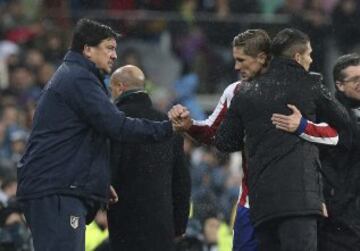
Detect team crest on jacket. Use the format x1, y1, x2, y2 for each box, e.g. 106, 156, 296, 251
70, 216, 80, 229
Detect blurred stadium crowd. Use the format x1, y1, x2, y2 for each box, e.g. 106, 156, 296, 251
0, 0, 360, 250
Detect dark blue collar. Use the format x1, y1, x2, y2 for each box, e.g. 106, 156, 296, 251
64, 50, 105, 82
63, 50, 108, 94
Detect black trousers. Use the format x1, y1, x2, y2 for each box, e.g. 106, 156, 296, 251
319, 219, 360, 251
255, 215, 318, 251
22, 195, 90, 251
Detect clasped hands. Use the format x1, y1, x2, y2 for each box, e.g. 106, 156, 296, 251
168, 104, 193, 132
168, 103, 302, 133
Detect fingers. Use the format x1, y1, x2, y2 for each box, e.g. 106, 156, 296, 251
271, 105, 302, 133
172, 116, 193, 132
271, 114, 295, 128
180, 109, 190, 119
168, 104, 188, 120
168, 104, 193, 132
287, 104, 301, 115
109, 185, 119, 204
273, 122, 293, 132
274, 124, 293, 132
271, 115, 297, 132
271, 114, 292, 122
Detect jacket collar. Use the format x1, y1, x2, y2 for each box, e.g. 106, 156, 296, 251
64, 50, 105, 83
114, 89, 151, 106
336, 91, 360, 109
271, 57, 306, 72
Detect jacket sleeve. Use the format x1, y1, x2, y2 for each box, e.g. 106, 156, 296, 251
295, 118, 339, 145
187, 83, 237, 145
66, 77, 173, 143
314, 83, 352, 149
215, 94, 245, 152
172, 135, 191, 236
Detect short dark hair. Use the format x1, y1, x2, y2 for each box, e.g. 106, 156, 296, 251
70, 18, 121, 53
271, 28, 310, 58
232, 29, 271, 58
333, 53, 360, 83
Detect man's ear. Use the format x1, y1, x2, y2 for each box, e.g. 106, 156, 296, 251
83, 45, 92, 59
257, 52, 267, 65
294, 52, 301, 65
336, 81, 345, 92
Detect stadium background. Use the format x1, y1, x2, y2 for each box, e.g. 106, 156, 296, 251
0, 0, 359, 250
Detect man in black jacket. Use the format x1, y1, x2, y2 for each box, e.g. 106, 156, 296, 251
215, 28, 351, 251
317, 54, 360, 250
16, 19, 183, 251
271, 54, 360, 250
107, 65, 191, 251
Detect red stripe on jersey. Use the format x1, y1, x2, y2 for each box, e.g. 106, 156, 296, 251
188, 104, 228, 144
239, 151, 249, 206
304, 122, 338, 138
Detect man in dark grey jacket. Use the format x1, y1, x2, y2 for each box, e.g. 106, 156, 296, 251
319, 54, 360, 251
16, 19, 181, 251
108, 65, 191, 251
215, 28, 351, 251
272, 53, 360, 250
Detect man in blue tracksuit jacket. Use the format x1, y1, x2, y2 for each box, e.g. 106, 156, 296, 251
16, 19, 176, 251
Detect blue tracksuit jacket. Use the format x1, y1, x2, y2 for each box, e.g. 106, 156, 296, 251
17, 50, 173, 202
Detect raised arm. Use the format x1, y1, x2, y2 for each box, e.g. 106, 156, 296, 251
169, 82, 240, 145
67, 77, 174, 143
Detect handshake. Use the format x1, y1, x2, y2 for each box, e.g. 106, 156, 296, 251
168, 104, 193, 132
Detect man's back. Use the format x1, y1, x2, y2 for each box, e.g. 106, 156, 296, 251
216, 57, 350, 226
108, 90, 190, 251
238, 58, 322, 161
240, 57, 323, 226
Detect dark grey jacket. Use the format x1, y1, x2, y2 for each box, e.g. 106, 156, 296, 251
215, 57, 351, 226
108, 90, 191, 251
321, 91, 360, 235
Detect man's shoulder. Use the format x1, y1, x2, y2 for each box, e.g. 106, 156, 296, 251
50, 62, 94, 86
236, 80, 254, 95
224, 81, 241, 92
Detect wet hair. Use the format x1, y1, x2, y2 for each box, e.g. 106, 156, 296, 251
333, 53, 360, 83
271, 28, 309, 58
232, 29, 271, 58
70, 18, 121, 53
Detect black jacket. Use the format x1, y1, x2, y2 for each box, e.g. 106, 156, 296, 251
321, 91, 360, 233
215, 58, 351, 226
108, 90, 191, 251
16, 51, 173, 203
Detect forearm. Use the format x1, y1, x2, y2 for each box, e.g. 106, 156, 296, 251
119, 118, 173, 143
187, 123, 216, 145
295, 117, 339, 145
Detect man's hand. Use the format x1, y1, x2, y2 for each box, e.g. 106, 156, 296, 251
108, 185, 118, 205
168, 104, 193, 132
271, 104, 302, 133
